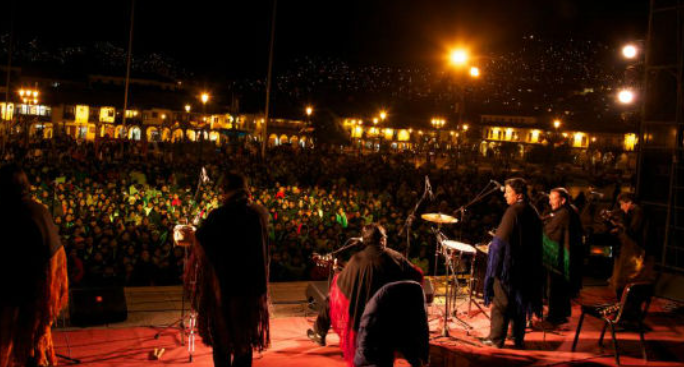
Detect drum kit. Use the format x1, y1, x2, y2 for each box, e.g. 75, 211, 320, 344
421, 212, 491, 339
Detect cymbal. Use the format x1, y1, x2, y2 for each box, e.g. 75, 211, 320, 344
421, 213, 459, 224
476, 244, 490, 254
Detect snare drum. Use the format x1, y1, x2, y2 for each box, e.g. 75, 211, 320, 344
442, 240, 476, 254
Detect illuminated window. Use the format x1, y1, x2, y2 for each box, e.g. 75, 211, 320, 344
99, 107, 115, 123
75, 105, 89, 123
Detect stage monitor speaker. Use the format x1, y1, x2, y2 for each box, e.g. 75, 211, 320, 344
69, 286, 128, 327
305, 281, 329, 312
655, 272, 684, 303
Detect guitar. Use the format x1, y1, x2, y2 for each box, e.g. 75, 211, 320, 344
311, 252, 335, 268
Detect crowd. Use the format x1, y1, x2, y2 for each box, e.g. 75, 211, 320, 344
3, 137, 622, 288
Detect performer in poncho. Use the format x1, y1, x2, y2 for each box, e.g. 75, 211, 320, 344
482, 177, 543, 349
542, 188, 583, 325
186, 172, 270, 367
0, 164, 68, 367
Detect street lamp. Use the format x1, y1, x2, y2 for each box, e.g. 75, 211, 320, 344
622, 44, 638, 59
447, 48, 481, 127
305, 105, 313, 117
553, 119, 562, 130
449, 49, 468, 66
379, 110, 387, 122
618, 89, 635, 104
185, 104, 191, 113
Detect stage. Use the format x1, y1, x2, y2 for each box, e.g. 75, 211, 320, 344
53, 281, 684, 366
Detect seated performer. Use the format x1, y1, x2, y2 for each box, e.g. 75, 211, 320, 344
0, 164, 69, 367
307, 223, 423, 366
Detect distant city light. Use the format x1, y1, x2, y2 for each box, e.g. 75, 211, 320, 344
553, 119, 561, 129
379, 110, 387, 121
618, 89, 635, 104
622, 44, 638, 59
201, 93, 210, 104
305, 106, 313, 116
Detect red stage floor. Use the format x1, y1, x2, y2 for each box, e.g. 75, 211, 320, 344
53, 286, 684, 367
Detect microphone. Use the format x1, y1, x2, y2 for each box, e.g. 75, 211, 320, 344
490, 180, 505, 192
590, 191, 604, 198
425, 176, 434, 201
200, 167, 212, 184
349, 236, 364, 243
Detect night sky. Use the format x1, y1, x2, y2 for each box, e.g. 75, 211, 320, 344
2, 0, 649, 78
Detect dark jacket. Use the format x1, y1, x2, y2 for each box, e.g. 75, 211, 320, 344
354, 281, 429, 367
485, 200, 543, 317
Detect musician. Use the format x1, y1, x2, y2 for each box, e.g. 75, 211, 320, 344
608, 193, 653, 298
307, 223, 423, 365
0, 164, 68, 367
542, 188, 583, 325
185, 172, 270, 367
482, 178, 543, 349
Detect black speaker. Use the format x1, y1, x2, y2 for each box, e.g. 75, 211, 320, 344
655, 272, 684, 303
69, 286, 128, 326
305, 281, 329, 312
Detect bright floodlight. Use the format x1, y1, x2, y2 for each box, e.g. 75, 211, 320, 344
469, 66, 480, 78
618, 89, 635, 104
622, 44, 638, 59
449, 49, 468, 66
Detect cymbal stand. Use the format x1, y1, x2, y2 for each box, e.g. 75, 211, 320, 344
430, 227, 473, 339
466, 251, 490, 319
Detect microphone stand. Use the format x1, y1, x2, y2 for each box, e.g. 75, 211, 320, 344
154, 167, 209, 362
400, 178, 432, 258
451, 182, 502, 320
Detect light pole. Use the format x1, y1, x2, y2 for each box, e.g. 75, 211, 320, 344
305, 105, 313, 147
430, 118, 446, 165
18, 88, 39, 148
199, 92, 210, 163
447, 48, 480, 131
